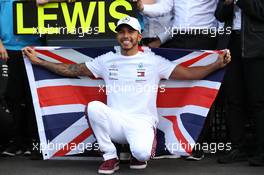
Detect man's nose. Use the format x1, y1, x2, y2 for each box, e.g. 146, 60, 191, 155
123, 31, 129, 38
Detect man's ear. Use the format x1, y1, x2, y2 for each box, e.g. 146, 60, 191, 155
138, 33, 143, 42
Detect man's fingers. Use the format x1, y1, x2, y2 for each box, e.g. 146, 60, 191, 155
224, 49, 231, 60
225, 55, 231, 63
225, 49, 230, 57
23, 47, 32, 53
22, 48, 29, 55
223, 49, 231, 64
23, 49, 33, 57
26, 48, 33, 54
23, 47, 32, 51
23, 47, 34, 56
218, 49, 231, 66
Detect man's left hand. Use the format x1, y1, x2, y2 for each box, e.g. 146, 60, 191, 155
216, 50, 231, 68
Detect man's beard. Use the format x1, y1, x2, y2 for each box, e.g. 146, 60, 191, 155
121, 40, 137, 50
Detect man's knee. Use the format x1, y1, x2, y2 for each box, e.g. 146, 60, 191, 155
87, 101, 104, 122
131, 147, 151, 162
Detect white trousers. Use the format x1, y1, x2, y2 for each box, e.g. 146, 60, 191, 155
87, 101, 156, 161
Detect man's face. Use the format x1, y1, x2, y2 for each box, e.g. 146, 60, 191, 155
116, 25, 142, 51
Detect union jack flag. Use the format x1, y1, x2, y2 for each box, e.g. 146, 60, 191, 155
24, 46, 224, 160
137, 71, 145, 77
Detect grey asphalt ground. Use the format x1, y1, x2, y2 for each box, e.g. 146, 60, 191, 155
0, 155, 263, 175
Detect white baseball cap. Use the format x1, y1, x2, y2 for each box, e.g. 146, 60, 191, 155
115, 16, 142, 34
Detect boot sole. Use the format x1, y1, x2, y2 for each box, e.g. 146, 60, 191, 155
98, 165, 119, 174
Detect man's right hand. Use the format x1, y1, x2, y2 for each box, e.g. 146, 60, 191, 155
22, 47, 43, 65
23, 47, 93, 78
0, 43, 9, 61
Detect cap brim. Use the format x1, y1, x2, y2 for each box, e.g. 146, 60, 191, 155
115, 24, 141, 33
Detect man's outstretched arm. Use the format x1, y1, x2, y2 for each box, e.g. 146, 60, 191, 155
169, 50, 231, 80
23, 47, 94, 78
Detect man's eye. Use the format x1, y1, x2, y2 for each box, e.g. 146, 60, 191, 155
128, 30, 134, 33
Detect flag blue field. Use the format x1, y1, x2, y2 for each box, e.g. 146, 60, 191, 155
24, 46, 225, 160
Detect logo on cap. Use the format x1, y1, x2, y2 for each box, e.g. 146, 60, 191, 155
122, 17, 130, 23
